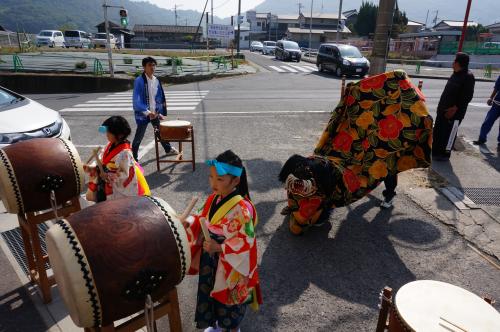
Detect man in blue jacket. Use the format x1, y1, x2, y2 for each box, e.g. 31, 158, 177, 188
132, 57, 178, 161
473, 74, 500, 150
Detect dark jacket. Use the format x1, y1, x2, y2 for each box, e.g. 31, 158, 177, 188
437, 69, 475, 121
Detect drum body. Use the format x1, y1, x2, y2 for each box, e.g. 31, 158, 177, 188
159, 120, 192, 140
0, 138, 84, 214
46, 196, 191, 328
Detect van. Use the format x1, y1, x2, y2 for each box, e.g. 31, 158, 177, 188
35, 30, 65, 48
316, 43, 370, 77
275, 40, 302, 62
64, 30, 91, 48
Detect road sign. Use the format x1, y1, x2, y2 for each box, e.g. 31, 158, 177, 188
208, 24, 234, 39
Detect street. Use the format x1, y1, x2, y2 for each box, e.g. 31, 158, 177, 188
0, 53, 495, 331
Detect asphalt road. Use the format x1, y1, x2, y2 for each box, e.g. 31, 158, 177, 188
6, 56, 500, 331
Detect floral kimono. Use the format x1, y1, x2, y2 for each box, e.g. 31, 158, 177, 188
86, 141, 150, 201
185, 191, 262, 330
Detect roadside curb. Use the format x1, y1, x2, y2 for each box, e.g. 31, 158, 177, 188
161, 70, 251, 84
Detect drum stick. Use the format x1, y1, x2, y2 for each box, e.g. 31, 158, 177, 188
199, 217, 210, 240
86, 147, 101, 164
439, 317, 467, 332
179, 196, 199, 222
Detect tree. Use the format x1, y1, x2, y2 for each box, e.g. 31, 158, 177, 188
58, 22, 77, 32
391, 2, 408, 38
465, 24, 488, 41
354, 1, 378, 37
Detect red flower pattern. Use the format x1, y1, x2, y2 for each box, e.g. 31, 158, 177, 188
343, 169, 361, 193
399, 79, 412, 90
346, 94, 356, 106
332, 131, 354, 153
362, 138, 370, 151
379, 115, 404, 140
360, 74, 387, 91
298, 197, 323, 219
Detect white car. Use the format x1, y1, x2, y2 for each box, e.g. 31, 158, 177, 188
36, 30, 65, 48
92, 33, 117, 49
0, 87, 71, 149
262, 41, 276, 55
64, 30, 91, 48
250, 41, 263, 52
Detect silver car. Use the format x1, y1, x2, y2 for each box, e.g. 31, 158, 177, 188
250, 41, 263, 52
262, 41, 276, 55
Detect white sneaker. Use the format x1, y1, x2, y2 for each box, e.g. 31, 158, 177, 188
204, 327, 222, 332
380, 199, 393, 209
165, 147, 179, 156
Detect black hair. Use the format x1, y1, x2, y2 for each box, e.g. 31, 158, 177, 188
102, 116, 131, 141
454, 52, 470, 69
215, 150, 250, 199
142, 56, 157, 67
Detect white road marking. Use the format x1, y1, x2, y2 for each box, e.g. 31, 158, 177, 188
302, 65, 318, 71
280, 66, 298, 73
288, 65, 312, 72
60, 106, 196, 112
192, 110, 330, 115
138, 140, 156, 161
269, 65, 286, 72
469, 102, 491, 108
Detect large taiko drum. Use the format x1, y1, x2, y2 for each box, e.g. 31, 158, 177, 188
45, 196, 191, 328
159, 120, 192, 140
0, 138, 84, 214
389, 280, 500, 332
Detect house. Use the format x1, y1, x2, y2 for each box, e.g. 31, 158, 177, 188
433, 20, 478, 31
290, 13, 351, 48
485, 22, 500, 42
406, 20, 425, 33
343, 9, 358, 28
131, 25, 202, 49
95, 21, 134, 48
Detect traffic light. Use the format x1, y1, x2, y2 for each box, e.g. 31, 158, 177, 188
119, 9, 128, 28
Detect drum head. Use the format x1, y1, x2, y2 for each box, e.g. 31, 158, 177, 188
160, 120, 191, 127
395, 280, 500, 331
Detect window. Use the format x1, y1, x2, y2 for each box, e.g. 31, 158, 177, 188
257, 22, 261, 27
244, 36, 249, 40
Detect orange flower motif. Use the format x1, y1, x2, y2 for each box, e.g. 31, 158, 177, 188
410, 100, 429, 117
413, 146, 425, 159
378, 115, 404, 141
397, 112, 411, 127
356, 111, 375, 129
424, 117, 433, 129
343, 169, 361, 193
359, 100, 374, 110
346, 94, 356, 106
368, 160, 388, 179
360, 74, 387, 91
374, 149, 390, 158
399, 79, 412, 90
382, 103, 401, 116
397, 155, 417, 171
316, 131, 329, 148
332, 130, 354, 153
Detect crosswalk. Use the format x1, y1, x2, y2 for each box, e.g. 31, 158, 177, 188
268, 64, 318, 73
59, 90, 209, 113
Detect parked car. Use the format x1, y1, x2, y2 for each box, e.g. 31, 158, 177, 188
262, 41, 276, 55
92, 33, 117, 49
316, 43, 370, 77
250, 41, 263, 52
0, 86, 71, 148
35, 30, 65, 48
275, 40, 302, 62
64, 30, 91, 48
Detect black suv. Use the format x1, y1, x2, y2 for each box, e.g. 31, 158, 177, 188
316, 44, 369, 77
275, 40, 302, 62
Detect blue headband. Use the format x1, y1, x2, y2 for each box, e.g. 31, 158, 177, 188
206, 160, 243, 177
98, 125, 108, 134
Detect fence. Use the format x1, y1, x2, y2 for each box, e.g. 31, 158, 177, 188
439, 41, 500, 55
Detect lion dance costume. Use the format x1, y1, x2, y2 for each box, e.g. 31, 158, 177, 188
279, 70, 433, 235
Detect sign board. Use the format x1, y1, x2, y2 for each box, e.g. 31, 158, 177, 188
246, 10, 256, 23
208, 24, 234, 39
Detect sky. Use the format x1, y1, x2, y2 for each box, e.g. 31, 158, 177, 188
145, 0, 266, 18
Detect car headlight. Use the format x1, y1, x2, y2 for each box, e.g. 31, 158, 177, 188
0, 133, 26, 144
366, 60, 370, 67
343, 59, 351, 66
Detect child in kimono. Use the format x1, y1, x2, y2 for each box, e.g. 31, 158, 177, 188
84, 116, 150, 202
183, 150, 262, 332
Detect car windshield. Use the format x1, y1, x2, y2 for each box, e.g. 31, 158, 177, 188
39, 31, 53, 37
95, 33, 107, 39
0, 89, 23, 108
339, 46, 363, 58
265, 42, 276, 46
64, 31, 80, 37
283, 41, 299, 50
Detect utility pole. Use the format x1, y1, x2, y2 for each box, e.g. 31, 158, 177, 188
308, 0, 313, 52
298, 2, 304, 16
424, 9, 429, 29
336, 0, 343, 43
369, 0, 396, 75
268, 13, 272, 41
103, 0, 114, 77
236, 0, 241, 55
458, 0, 473, 52
211, 0, 214, 24
175, 4, 178, 26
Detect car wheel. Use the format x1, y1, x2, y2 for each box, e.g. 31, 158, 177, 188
336, 66, 343, 77
297, 58, 301, 63
50, 41, 55, 48
318, 63, 324, 72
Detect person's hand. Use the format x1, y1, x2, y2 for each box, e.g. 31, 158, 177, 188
203, 239, 222, 255
487, 98, 493, 106
444, 105, 458, 120
158, 114, 165, 121
148, 112, 158, 120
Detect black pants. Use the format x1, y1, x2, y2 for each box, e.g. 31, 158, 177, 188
383, 174, 398, 201
132, 117, 171, 160
432, 114, 461, 157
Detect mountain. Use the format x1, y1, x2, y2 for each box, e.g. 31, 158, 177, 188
0, 0, 228, 33
253, 0, 499, 26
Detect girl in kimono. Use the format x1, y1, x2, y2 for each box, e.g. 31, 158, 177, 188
84, 116, 150, 202
183, 150, 262, 332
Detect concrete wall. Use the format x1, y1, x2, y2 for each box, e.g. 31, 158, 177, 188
431, 54, 500, 69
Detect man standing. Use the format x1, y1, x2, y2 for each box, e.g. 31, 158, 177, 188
473, 74, 500, 150
432, 52, 475, 161
132, 56, 178, 161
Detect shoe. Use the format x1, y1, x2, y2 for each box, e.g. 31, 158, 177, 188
380, 199, 393, 209
280, 206, 292, 215
165, 147, 179, 156
473, 139, 486, 145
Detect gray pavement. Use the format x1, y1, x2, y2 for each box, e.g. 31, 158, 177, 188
1, 60, 500, 331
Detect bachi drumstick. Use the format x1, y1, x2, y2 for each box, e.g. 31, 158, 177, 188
179, 196, 199, 222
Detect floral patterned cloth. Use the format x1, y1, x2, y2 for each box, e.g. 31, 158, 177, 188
284, 70, 433, 234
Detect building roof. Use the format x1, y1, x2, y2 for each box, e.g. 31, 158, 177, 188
288, 26, 351, 34
434, 20, 478, 28
342, 9, 358, 18
485, 22, 500, 29
407, 20, 424, 26
256, 13, 268, 19
301, 13, 347, 20
278, 14, 300, 21
133, 25, 200, 34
